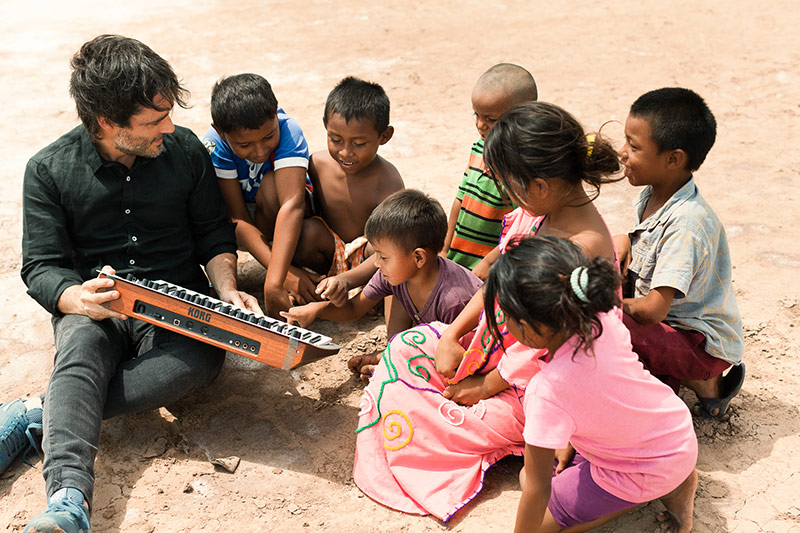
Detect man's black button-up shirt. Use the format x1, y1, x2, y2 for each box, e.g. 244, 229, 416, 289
22, 124, 236, 315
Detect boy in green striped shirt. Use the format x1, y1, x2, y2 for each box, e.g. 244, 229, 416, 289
443, 64, 538, 277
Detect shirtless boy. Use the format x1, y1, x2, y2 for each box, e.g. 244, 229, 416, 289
294, 76, 404, 304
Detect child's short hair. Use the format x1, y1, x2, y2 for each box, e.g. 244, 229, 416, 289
211, 73, 278, 133
323, 76, 390, 133
365, 189, 446, 253
630, 87, 717, 172
476, 63, 538, 103
484, 102, 620, 203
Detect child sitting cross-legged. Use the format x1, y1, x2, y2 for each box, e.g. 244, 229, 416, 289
489, 236, 698, 533
282, 189, 482, 382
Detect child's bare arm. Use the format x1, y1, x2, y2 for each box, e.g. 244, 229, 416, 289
317, 260, 379, 307
623, 286, 676, 324
279, 300, 328, 328
435, 289, 484, 378
386, 295, 413, 338
612, 233, 632, 275
515, 445, 555, 533
442, 197, 462, 257
472, 245, 501, 281
217, 179, 274, 267
315, 292, 380, 323
263, 167, 308, 316
442, 368, 509, 406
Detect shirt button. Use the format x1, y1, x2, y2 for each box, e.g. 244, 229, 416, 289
129, 259, 135, 265
126, 176, 131, 182
131, 236, 138, 242
124, 209, 131, 215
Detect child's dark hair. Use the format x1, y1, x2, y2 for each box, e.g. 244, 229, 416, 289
630, 87, 716, 172
211, 73, 278, 133
324, 76, 390, 133
70, 34, 189, 140
484, 235, 621, 358
365, 189, 446, 253
483, 102, 621, 205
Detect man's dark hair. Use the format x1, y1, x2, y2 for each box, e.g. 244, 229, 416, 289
323, 76, 390, 133
630, 87, 717, 172
211, 73, 278, 133
365, 189, 446, 253
69, 34, 188, 139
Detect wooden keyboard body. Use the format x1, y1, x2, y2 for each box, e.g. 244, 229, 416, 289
100, 272, 340, 370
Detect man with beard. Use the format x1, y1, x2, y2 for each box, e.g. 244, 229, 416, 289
17, 34, 258, 532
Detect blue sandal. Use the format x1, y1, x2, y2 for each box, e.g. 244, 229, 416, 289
695, 363, 745, 418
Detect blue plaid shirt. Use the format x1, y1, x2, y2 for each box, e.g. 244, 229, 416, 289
628, 178, 743, 364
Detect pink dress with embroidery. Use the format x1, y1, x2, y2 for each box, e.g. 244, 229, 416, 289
352, 208, 547, 521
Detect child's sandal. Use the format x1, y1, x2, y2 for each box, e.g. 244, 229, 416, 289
694, 363, 745, 418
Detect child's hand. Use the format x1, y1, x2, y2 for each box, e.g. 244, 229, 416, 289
284, 266, 324, 305
554, 444, 575, 475
316, 275, 349, 307
264, 285, 292, 318
279, 304, 317, 328
434, 334, 465, 379
472, 258, 491, 281
612, 234, 631, 276
442, 374, 487, 406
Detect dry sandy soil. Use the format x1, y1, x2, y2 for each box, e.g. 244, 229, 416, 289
2, 1, 799, 531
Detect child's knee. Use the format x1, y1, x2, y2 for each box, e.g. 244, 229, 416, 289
295, 217, 334, 268
254, 172, 280, 220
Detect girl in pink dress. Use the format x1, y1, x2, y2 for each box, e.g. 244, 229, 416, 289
487, 236, 697, 532
353, 102, 623, 521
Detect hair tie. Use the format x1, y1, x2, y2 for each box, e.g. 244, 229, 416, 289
570, 266, 590, 303
586, 134, 595, 159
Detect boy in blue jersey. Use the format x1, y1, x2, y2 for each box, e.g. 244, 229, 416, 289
203, 73, 319, 317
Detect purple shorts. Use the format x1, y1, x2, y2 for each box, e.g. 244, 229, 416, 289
548, 453, 636, 528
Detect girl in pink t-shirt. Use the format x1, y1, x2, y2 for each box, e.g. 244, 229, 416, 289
484, 235, 698, 532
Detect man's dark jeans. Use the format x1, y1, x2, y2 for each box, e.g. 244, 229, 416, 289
42, 314, 225, 507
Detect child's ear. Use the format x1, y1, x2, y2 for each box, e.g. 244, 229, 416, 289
531, 177, 549, 198
666, 149, 688, 170
379, 125, 394, 145
413, 247, 427, 268
211, 123, 222, 137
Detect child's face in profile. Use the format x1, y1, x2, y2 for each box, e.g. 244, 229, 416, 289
220, 117, 281, 164
505, 314, 558, 352
471, 87, 514, 140
620, 115, 669, 187
371, 238, 419, 286
325, 112, 392, 175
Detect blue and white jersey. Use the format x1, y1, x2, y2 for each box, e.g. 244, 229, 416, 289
202, 108, 310, 202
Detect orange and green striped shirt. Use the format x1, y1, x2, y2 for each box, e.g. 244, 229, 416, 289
447, 139, 515, 269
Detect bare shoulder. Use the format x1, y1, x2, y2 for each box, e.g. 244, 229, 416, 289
372, 155, 404, 194
309, 151, 343, 184
569, 229, 615, 262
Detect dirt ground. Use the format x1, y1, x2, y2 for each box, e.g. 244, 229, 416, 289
2, 1, 799, 531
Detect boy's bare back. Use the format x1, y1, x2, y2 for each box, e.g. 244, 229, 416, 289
310, 150, 404, 243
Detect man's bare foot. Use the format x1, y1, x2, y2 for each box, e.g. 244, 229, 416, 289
657, 469, 697, 532
347, 352, 382, 384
